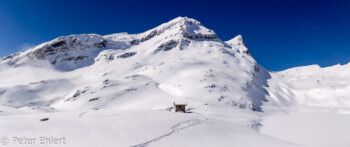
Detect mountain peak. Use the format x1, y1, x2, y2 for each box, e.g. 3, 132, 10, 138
226, 35, 243, 44
226, 35, 249, 54
138, 16, 218, 42
168, 16, 202, 26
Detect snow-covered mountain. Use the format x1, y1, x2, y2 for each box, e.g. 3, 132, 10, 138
1, 17, 350, 147
0, 17, 269, 112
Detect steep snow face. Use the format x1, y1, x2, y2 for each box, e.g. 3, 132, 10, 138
0, 17, 269, 112
0, 34, 136, 71
264, 63, 350, 111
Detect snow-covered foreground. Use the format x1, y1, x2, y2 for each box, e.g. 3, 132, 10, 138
1, 106, 350, 147
1, 17, 350, 146
261, 108, 350, 147
0, 107, 295, 147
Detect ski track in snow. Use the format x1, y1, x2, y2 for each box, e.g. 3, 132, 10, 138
79, 111, 88, 118
79, 110, 209, 147
130, 117, 209, 147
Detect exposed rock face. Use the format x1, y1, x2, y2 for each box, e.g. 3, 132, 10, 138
117, 52, 137, 58
1, 34, 135, 71
30, 34, 108, 64
154, 40, 178, 53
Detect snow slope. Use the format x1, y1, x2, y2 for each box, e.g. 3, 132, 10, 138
261, 110, 350, 147
264, 63, 350, 111
259, 63, 350, 146
0, 17, 349, 147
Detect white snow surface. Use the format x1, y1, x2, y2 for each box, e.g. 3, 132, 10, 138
0, 17, 349, 147
265, 63, 350, 111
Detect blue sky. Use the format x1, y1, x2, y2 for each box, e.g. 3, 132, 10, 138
0, 0, 349, 71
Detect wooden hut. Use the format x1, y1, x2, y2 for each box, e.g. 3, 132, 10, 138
173, 102, 187, 113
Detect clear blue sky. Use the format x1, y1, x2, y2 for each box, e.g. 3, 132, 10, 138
0, 0, 349, 71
